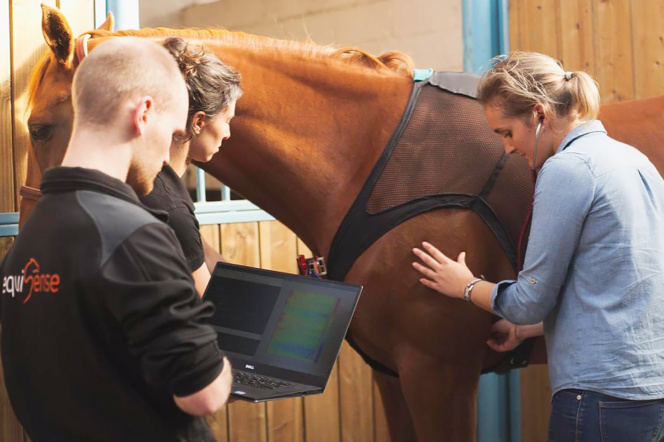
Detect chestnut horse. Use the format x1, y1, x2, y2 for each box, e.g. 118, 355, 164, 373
18, 5, 664, 441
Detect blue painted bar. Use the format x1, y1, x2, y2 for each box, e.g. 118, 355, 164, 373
0, 212, 19, 237
194, 200, 261, 213
196, 168, 207, 203
477, 373, 509, 441
195, 210, 274, 226
463, 0, 518, 440
221, 185, 231, 201
94, 0, 107, 28
497, 0, 510, 54
463, 0, 510, 74
509, 369, 522, 441
194, 201, 275, 225
105, 0, 139, 30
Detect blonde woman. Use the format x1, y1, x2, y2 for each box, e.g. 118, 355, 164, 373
412, 51, 664, 441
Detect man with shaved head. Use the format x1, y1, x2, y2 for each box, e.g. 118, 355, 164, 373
0, 37, 231, 441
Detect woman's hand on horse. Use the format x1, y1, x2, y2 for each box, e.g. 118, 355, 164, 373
486, 319, 522, 352
411, 241, 475, 298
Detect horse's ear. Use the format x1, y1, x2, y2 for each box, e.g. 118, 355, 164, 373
41, 5, 74, 66
97, 12, 114, 32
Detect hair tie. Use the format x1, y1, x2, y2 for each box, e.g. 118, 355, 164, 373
565, 71, 573, 81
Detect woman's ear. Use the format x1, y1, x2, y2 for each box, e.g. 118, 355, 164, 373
533, 103, 546, 123
191, 111, 206, 135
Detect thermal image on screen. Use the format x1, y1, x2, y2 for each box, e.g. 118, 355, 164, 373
267, 290, 340, 362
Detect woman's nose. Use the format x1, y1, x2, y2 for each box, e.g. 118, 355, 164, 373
504, 142, 516, 155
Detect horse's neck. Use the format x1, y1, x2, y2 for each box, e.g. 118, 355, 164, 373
199, 40, 412, 256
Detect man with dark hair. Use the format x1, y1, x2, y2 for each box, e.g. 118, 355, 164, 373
0, 37, 231, 441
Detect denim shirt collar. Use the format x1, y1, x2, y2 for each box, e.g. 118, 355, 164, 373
556, 120, 607, 154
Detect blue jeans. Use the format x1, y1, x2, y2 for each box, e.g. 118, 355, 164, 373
548, 389, 664, 442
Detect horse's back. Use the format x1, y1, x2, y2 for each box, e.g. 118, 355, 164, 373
600, 95, 664, 176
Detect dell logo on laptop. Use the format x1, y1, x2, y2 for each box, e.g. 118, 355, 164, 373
245, 364, 255, 370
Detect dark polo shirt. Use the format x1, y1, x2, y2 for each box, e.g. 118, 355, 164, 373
0, 167, 223, 441
140, 165, 205, 273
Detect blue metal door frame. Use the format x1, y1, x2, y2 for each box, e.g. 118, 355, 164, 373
462, 1, 521, 441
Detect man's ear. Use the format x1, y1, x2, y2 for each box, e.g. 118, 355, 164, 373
132, 96, 153, 136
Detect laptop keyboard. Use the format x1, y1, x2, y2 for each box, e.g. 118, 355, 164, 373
233, 371, 293, 390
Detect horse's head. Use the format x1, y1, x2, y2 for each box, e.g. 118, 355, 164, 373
19, 5, 113, 228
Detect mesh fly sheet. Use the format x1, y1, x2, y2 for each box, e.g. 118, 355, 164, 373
327, 72, 534, 282
329, 72, 538, 376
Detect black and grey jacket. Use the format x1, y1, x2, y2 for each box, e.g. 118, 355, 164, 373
0, 167, 223, 442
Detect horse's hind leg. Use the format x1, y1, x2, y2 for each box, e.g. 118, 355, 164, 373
374, 370, 418, 441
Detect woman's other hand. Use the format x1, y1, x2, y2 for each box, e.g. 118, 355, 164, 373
486, 319, 523, 352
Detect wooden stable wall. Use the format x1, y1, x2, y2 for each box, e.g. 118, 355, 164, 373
511, 1, 664, 441
0, 1, 386, 441
510, 0, 664, 103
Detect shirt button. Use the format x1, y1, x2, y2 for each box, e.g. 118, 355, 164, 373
576, 394, 582, 401
530, 278, 536, 284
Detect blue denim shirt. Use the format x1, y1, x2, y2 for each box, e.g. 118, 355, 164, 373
491, 120, 664, 399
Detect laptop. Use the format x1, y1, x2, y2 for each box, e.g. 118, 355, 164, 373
202, 262, 363, 402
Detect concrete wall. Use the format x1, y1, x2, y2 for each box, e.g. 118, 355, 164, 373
139, 0, 216, 29
140, 0, 463, 71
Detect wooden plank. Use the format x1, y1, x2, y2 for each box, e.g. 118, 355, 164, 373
516, 0, 559, 56
258, 220, 298, 274
557, 0, 595, 75
535, 0, 559, 57
57, 0, 95, 36
258, 221, 304, 442
508, 0, 521, 50
11, 0, 57, 208
200, 224, 222, 253
1, 0, 14, 213
512, 0, 535, 50
296, 238, 342, 442
303, 365, 341, 442
221, 222, 261, 268
199, 224, 229, 442
339, 342, 374, 442
593, 0, 634, 103
520, 365, 551, 442
631, 0, 664, 99
220, 222, 268, 442
373, 377, 390, 442
229, 399, 267, 442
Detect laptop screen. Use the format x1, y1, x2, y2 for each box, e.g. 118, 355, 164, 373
203, 262, 362, 385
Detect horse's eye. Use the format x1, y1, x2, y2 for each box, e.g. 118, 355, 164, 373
29, 125, 52, 142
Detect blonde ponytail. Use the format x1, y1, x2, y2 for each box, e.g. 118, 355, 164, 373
478, 51, 600, 122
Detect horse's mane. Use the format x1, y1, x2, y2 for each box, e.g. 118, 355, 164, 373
26, 27, 414, 111
86, 28, 415, 77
